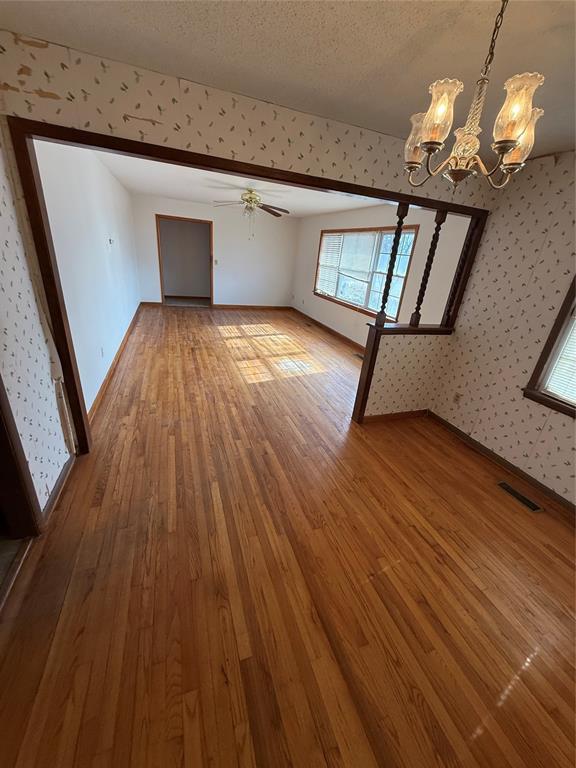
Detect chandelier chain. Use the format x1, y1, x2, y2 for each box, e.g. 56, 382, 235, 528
481, 0, 509, 77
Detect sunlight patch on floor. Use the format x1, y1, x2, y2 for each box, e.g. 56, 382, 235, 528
218, 324, 324, 383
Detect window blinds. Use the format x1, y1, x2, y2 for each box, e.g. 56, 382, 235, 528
544, 315, 576, 405
316, 233, 343, 295
315, 228, 416, 319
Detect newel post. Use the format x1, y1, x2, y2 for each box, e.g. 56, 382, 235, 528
375, 202, 409, 327
409, 208, 448, 327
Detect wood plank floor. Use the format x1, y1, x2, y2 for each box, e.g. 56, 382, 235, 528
0, 306, 573, 768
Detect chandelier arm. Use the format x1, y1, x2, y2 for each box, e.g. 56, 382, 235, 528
484, 171, 512, 190
425, 152, 454, 177
473, 154, 505, 178
407, 168, 433, 188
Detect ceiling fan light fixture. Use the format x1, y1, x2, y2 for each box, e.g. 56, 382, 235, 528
404, 0, 545, 190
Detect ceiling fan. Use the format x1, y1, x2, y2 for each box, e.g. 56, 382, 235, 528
213, 188, 290, 218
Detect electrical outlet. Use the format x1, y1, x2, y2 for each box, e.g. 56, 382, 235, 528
100, 347, 104, 358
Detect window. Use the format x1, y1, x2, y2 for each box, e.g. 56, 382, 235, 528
314, 226, 417, 320
524, 279, 576, 417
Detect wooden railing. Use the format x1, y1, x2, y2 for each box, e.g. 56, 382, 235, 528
352, 201, 488, 423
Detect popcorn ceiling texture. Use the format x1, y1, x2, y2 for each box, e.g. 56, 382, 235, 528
0, 29, 493, 207
0, 28, 572, 503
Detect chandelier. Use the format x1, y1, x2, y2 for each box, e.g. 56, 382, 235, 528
404, 0, 544, 190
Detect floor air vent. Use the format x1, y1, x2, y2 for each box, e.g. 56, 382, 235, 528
498, 482, 541, 511
353, 353, 364, 360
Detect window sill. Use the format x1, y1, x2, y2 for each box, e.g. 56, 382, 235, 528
313, 290, 395, 321
523, 388, 576, 418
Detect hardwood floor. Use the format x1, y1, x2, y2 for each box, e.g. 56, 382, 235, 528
0, 305, 573, 768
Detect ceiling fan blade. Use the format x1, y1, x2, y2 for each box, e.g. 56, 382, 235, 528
262, 204, 290, 214
259, 204, 282, 217
213, 201, 242, 206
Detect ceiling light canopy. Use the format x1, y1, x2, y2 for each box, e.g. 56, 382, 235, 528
404, 0, 544, 190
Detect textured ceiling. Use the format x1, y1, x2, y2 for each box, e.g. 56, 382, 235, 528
55, 143, 391, 217
3, 1, 574, 157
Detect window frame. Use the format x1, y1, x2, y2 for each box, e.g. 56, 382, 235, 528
313, 225, 419, 320
523, 278, 576, 418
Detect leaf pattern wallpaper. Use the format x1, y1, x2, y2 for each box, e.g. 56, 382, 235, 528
0, 129, 70, 507
367, 153, 575, 501
0, 27, 573, 504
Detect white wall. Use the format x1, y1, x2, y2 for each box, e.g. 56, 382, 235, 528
292, 204, 470, 346
133, 195, 298, 306
34, 141, 140, 411
158, 218, 211, 297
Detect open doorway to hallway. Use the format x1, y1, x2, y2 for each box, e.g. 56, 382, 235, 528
156, 215, 213, 307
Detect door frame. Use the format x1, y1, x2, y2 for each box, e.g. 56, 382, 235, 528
7, 115, 488, 456
155, 214, 214, 305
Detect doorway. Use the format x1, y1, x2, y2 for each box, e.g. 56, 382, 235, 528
156, 215, 213, 307
7, 116, 486, 456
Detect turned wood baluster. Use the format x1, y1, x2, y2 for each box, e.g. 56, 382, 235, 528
409, 208, 448, 327
376, 202, 409, 327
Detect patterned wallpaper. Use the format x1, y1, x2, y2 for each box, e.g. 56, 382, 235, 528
0, 28, 494, 208
0, 27, 571, 503
0, 126, 69, 508
366, 334, 451, 415
367, 152, 575, 502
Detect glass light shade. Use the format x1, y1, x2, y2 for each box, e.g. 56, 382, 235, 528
503, 108, 544, 165
404, 113, 425, 165
421, 79, 464, 144
493, 72, 544, 143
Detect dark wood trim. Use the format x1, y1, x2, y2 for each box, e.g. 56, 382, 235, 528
441, 211, 489, 328
42, 454, 75, 525
352, 325, 381, 423
376, 202, 410, 326
523, 278, 575, 418
0, 374, 42, 538
7, 123, 91, 454
0, 539, 33, 615
523, 388, 575, 418
427, 412, 575, 515
291, 308, 365, 354
7, 117, 487, 218
313, 224, 419, 322
374, 323, 454, 335
363, 410, 428, 423
155, 214, 214, 306
410, 208, 447, 327
88, 303, 142, 423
